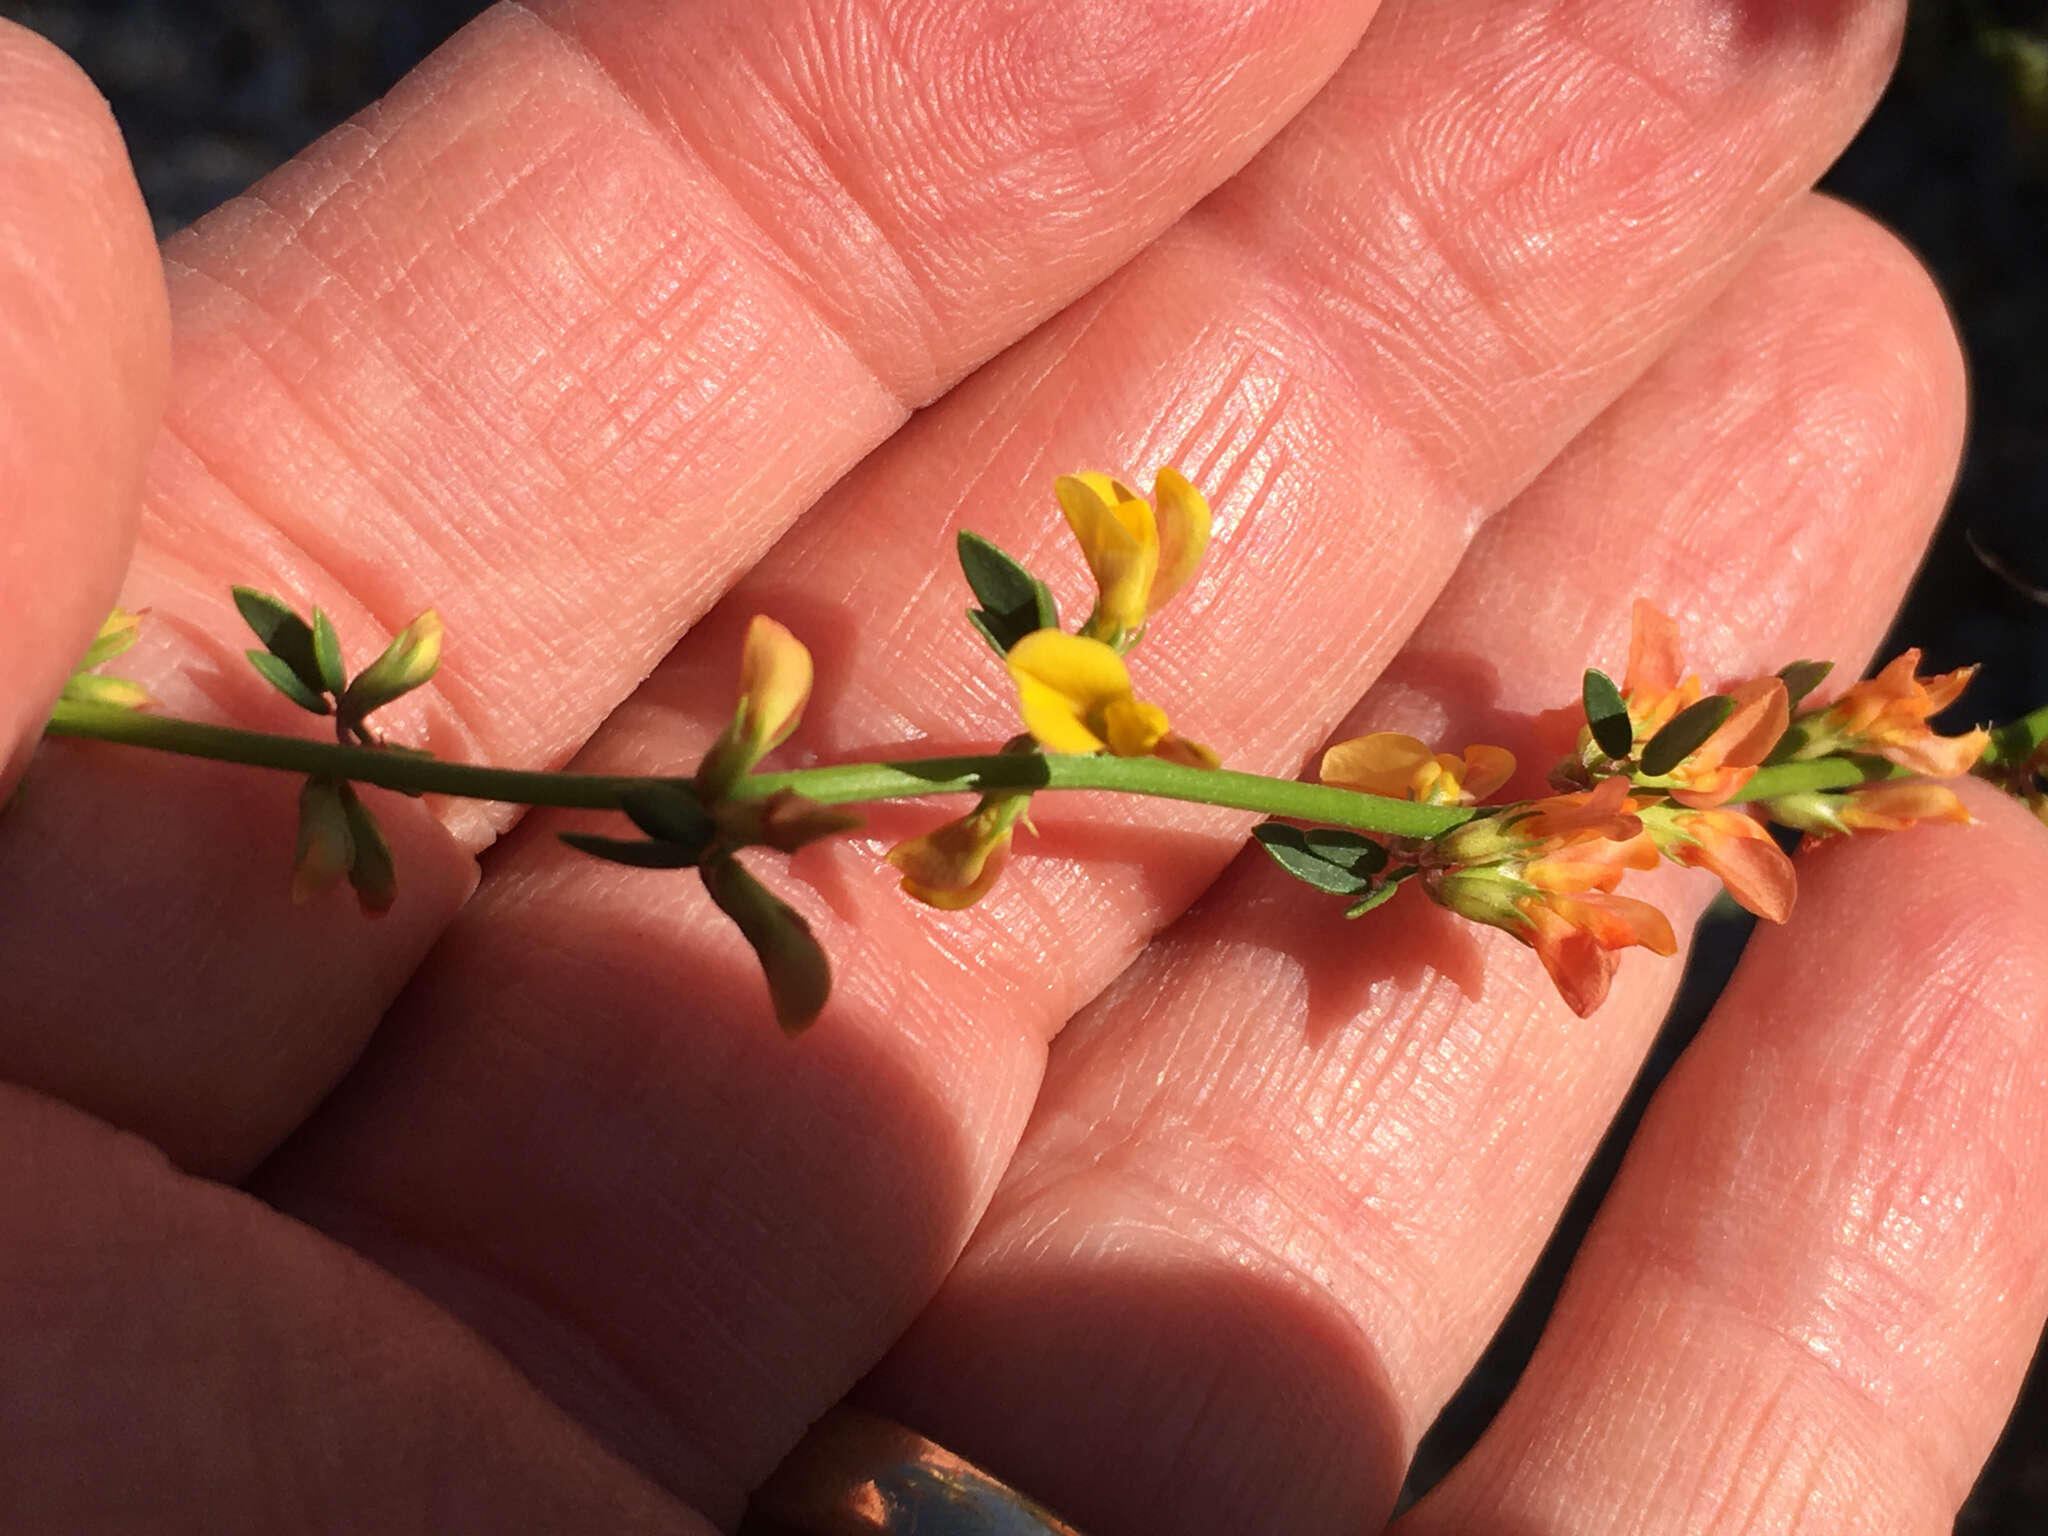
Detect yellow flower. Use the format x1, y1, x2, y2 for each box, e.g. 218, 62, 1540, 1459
1320, 732, 1515, 806
887, 790, 1033, 909
696, 615, 815, 798
1055, 468, 1211, 648
1006, 628, 1216, 766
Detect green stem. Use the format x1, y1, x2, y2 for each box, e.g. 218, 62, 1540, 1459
44, 701, 1468, 836
1985, 702, 2048, 772
39, 698, 2023, 839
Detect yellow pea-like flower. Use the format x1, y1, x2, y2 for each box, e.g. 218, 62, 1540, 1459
1320, 731, 1515, 806
1054, 468, 1212, 649
1006, 628, 1216, 767
697, 615, 816, 798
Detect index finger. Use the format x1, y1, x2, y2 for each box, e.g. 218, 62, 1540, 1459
1, 0, 1384, 1177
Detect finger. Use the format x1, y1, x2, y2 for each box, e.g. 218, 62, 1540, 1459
0, 0, 1383, 1176
0, 1086, 702, 1534
857, 195, 1967, 1536
1398, 783, 2048, 1536
0, 22, 167, 767
263, 0, 1916, 1516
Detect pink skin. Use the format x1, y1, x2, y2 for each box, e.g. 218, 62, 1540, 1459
0, 2, 2040, 1533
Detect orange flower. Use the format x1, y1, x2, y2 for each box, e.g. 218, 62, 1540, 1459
1520, 889, 1677, 1017
1619, 600, 1788, 808
1765, 781, 1973, 838
1426, 776, 1675, 1016
1320, 732, 1515, 807
1639, 803, 1795, 923
1794, 650, 1990, 778
1437, 772, 1643, 867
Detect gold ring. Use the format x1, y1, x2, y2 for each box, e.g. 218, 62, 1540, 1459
743, 1406, 1087, 1535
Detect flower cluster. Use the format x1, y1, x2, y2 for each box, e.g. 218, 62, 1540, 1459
1275, 600, 1992, 1014
887, 470, 1218, 908
49, 471, 2028, 1033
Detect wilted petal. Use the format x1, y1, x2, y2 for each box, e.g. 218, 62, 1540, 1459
1836, 780, 1974, 833
888, 809, 1017, 910
1623, 599, 1684, 702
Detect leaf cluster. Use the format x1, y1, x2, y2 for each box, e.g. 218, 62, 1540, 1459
234, 588, 441, 743
1252, 822, 1414, 917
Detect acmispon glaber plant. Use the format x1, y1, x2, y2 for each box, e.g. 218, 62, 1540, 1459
43, 473, 2048, 1029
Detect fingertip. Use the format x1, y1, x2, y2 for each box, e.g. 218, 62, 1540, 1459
0, 20, 170, 755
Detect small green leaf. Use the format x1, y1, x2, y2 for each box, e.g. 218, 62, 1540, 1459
958, 530, 1059, 656
1777, 659, 1834, 711
701, 853, 832, 1034
1343, 863, 1419, 918
233, 587, 325, 696
1251, 822, 1379, 895
620, 784, 717, 851
1302, 828, 1389, 877
247, 649, 332, 714
339, 783, 396, 916
1640, 693, 1736, 777
1343, 885, 1403, 918
558, 831, 705, 869
311, 609, 348, 696
1582, 668, 1634, 759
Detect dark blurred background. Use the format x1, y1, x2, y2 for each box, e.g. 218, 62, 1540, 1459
2, 0, 2043, 1527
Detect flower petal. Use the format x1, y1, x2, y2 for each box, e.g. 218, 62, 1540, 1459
1007, 628, 1131, 754
1623, 599, 1684, 702
1658, 807, 1795, 923
1056, 474, 1156, 639
738, 614, 814, 754
1320, 732, 1436, 797
1458, 744, 1517, 802
1147, 467, 1212, 615
1522, 902, 1621, 1018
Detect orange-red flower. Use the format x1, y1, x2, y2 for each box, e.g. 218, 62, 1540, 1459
1427, 776, 1675, 1016
1764, 781, 1973, 838
1639, 803, 1795, 923
1320, 732, 1516, 807
1793, 649, 1990, 778
1619, 600, 1788, 808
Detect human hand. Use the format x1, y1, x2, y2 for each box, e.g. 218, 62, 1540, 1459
5, 1, 2045, 1532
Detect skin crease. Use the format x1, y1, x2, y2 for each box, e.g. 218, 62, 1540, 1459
1, 4, 2043, 1536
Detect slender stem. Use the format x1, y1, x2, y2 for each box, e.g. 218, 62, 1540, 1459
39, 698, 2020, 841
742, 758, 1473, 836
1986, 702, 2048, 772
44, 701, 1471, 836
44, 702, 645, 808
